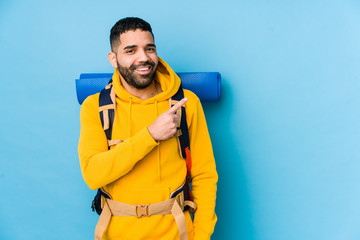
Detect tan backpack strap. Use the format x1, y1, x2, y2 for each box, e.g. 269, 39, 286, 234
99, 81, 116, 139
93, 192, 196, 240
171, 199, 188, 240
110, 85, 115, 106
105, 82, 112, 90
108, 139, 123, 147
94, 198, 112, 240
99, 104, 114, 112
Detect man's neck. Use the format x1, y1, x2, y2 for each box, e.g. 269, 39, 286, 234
120, 78, 162, 100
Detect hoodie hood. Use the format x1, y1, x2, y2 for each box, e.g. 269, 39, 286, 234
112, 57, 181, 104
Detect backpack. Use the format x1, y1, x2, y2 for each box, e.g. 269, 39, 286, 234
91, 79, 193, 215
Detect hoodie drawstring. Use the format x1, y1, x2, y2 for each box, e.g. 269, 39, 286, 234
154, 99, 161, 181
128, 97, 132, 137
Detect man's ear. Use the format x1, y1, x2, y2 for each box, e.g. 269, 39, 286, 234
108, 51, 118, 68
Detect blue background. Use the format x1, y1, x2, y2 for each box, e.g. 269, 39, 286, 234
1, 0, 360, 239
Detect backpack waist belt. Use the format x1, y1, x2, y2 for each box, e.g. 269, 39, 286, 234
95, 188, 196, 240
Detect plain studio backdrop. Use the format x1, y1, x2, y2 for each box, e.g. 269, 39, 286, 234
1, 0, 360, 239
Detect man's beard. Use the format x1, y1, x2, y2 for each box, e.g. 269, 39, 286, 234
117, 60, 157, 89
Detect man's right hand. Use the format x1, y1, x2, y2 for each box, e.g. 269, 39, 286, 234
147, 98, 188, 141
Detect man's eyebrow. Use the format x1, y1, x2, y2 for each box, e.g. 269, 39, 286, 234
123, 45, 137, 50
123, 44, 156, 50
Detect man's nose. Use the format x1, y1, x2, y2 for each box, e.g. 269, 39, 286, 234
137, 49, 150, 62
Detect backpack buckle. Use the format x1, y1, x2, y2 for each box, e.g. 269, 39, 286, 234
136, 204, 150, 218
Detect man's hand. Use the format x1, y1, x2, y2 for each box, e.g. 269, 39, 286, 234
148, 98, 188, 141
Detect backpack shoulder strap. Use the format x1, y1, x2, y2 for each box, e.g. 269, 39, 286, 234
170, 84, 190, 156
170, 84, 193, 202
170, 84, 192, 178
99, 79, 116, 149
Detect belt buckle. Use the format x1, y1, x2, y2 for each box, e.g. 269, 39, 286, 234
136, 204, 149, 218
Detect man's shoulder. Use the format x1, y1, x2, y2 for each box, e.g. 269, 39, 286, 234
183, 89, 200, 103
80, 92, 101, 113
182, 89, 202, 117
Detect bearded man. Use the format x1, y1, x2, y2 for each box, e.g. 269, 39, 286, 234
78, 17, 218, 240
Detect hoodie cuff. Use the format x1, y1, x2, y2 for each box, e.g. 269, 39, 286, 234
144, 127, 160, 146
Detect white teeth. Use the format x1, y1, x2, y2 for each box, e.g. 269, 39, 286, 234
137, 67, 150, 71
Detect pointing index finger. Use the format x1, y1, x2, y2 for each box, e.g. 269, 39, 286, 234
168, 98, 188, 113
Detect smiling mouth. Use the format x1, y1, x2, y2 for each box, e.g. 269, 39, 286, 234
136, 66, 150, 71
135, 66, 152, 74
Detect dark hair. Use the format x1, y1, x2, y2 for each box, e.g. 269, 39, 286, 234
110, 17, 154, 51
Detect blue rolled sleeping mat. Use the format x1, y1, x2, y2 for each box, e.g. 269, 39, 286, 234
75, 72, 221, 104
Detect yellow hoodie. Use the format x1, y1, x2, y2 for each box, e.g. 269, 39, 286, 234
78, 58, 218, 240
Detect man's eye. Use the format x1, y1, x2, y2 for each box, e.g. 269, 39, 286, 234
126, 49, 134, 54
147, 47, 155, 52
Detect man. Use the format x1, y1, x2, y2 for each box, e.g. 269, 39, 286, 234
78, 17, 218, 240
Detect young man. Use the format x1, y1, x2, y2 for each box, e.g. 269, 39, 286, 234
78, 17, 218, 240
